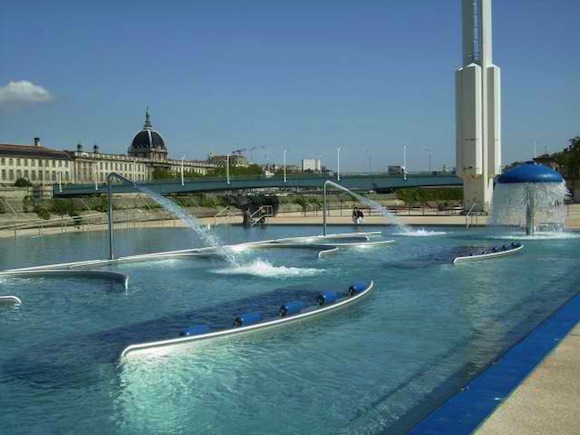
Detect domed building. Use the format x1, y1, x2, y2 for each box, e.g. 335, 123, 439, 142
128, 108, 168, 162
0, 107, 218, 187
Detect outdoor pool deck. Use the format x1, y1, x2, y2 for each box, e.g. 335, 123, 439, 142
476, 323, 580, 434
410, 293, 580, 434
2, 204, 580, 239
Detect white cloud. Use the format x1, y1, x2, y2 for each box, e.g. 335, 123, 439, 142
0, 81, 53, 104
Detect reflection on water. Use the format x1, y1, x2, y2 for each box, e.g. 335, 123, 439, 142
0, 225, 578, 434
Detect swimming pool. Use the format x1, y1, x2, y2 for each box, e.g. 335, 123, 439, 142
0, 225, 578, 434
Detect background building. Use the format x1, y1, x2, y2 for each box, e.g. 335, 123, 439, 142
302, 158, 321, 172
207, 153, 250, 168
0, 138, 73, 185
0, 109, 216, 186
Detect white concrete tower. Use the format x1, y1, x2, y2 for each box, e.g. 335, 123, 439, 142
456, 0, 501, 212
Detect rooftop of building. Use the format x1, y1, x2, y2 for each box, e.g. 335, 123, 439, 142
0, 143, 72, 160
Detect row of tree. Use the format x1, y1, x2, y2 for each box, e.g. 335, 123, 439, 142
552, 136, 580, 182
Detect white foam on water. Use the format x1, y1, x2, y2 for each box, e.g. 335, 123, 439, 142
213, 258, 324, 278
393, 228, 447, 237
491, 232, 580, 240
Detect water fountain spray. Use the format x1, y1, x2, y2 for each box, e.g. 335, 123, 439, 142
493, 162, 567, 236
322, 180, 408, 236
107, 173, 235, 262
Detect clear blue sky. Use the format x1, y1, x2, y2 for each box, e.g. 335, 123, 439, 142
1, 0, 578, 172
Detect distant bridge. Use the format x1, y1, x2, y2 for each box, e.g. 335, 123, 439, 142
53, 173, 462, 197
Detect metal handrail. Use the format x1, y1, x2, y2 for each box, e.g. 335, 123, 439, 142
250, 205, 274, 226
213, 206, 234, 226
0, 212, 106, 231
0, 197, 18, 216
465, 203, 480, 228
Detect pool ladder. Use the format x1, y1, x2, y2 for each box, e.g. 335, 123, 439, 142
250, 205, 274, 226
465, 203, 480, 229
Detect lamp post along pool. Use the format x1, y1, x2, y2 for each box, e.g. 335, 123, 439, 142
337, 146, 343, 181
181, 155, 186, 186
226, 154, 231, 185
93, 163, 99, 191
283, 149, 288, 183
403, 145, 407, 181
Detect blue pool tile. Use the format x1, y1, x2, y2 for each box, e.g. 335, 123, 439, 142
409, 293, 580, 435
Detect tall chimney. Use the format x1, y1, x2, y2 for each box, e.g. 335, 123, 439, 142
34, 137, 41, 147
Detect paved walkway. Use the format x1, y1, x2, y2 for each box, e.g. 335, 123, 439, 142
476, 323, 580, 434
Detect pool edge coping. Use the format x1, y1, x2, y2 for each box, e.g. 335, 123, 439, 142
408, 290, 580, 434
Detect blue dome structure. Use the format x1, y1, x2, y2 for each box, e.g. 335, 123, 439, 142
497, 161, 563, 184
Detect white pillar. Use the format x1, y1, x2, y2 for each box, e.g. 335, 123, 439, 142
456, 0, 501, 212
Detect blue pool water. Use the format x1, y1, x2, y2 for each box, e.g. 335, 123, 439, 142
0, 225, 578, 434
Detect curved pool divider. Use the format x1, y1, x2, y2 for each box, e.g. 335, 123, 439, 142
0, 295, 22, 305
0, 232, 390, 273
233, 242, 341, 257
325, 240, 396, 247
453, 243, 524, 264
269, 231, 383, 245
318, 246, 340, 258
120, 281, 374, 359
0, 270, 129, 290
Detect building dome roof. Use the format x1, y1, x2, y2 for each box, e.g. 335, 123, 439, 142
131, 129, 165, 150
497, 161, 564, 184
130, 108, 166, 150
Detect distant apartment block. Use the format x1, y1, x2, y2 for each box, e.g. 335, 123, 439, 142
302, 158, 321, 172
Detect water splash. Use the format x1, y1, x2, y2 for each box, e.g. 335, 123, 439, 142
490, 182, 569, 235
136, 186, 238, 264
393, 228, 447, 237
213, 258, 324, 278
326, 182, 409, 232
490, 232, 580, 240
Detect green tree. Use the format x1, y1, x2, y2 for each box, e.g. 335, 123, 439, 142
553, 136, 580, 182
22, 195, 34, 213
293, 196, 309, 214
208, 164, 263, 177
152, 168, 174, 180
14, 178, 32, 187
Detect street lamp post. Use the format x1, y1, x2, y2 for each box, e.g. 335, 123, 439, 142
403, 145, 407, 181
283, 149, 288, 183
93, 163, 99, 191
181, 155, 186, 186
426, 148, 432, 172
337, 146, 342, 181
226, 153, 231, 185
365, 150, 372, 174
57, 171, 62, 193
